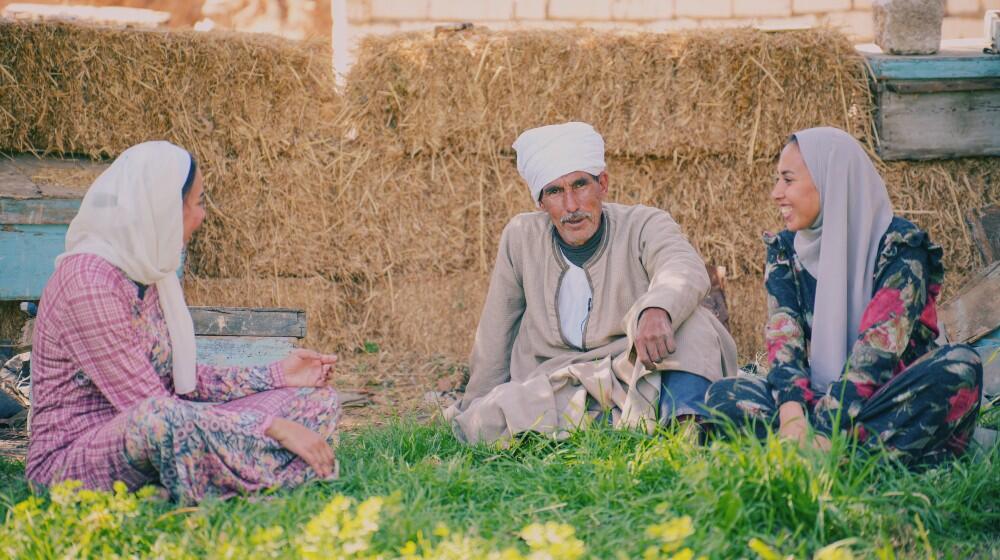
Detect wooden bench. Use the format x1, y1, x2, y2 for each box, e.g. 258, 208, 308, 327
858, 39, 1000, 161
0, 154, 303, 366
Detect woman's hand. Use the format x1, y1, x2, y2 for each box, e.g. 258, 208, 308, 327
777, 401, 830, 451
265, 418, 336, 478
280, 349, 337, 388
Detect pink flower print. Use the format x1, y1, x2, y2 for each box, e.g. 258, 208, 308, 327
859, 288, 905, 333
793, 377, 815, 404
946, 429, 970, 453
945, 386, 979, 424
918, 300, 939, 336
854, 424, 869, 442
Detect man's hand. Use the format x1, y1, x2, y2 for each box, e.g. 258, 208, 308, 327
266, 418, 336, 478
635, 307, 676, 371
280, 349, 337, 388
777, 402, 831, 451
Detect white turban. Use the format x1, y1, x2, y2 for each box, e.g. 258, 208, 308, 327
512, 122, 606, 204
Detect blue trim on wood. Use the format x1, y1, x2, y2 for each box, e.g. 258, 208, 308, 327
0, 224, 66, 300
864, 55, 1000, 81
195, 336, 295, 367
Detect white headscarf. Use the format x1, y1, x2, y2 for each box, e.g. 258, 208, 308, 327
791, 127, 893, 392
512, 122, 606, 204
57, 141, 198, 394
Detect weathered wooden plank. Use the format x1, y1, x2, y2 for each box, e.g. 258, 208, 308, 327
876, 87, 1000, 160
885, 78, 1000, 94
859, 40, 1000, 81
967, 205, 1000, 265
0, 197, 82, 224
940, 260, 1000, 344
195, 336, 296, 368
190, 307, 306, 338
0, 153, 104, 199
0, 224, 67, 300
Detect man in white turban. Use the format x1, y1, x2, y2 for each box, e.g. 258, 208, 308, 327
447, 122, 738, 445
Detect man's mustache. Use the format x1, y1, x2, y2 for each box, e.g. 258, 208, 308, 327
560, 211, 592, 224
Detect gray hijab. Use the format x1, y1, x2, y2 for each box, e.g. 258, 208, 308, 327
792, 127, 893, 391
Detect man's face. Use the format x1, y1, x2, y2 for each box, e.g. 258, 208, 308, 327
539, 170, 609, 247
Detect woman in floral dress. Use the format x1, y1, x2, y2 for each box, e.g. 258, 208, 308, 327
27, 141, 341, 503
705, 127, 982, 466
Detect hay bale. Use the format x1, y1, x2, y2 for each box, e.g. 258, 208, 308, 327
345, 27, 873, 161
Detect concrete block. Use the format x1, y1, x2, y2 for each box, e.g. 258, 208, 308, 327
347, 0, 371, 22
733, 0, 792, 17
585, 19, 645, 29
429, 0, 513, 20
793, 0, 851, 14
644, 17, 700, 30
825, 9, 874, 38
370, 0, 428, 20
676, 0, 732, 18
514, 0, 547, 19
946, 0, 979, 15
549, 0, 613, 19
699, 17, 756, 28
874, 0, 944, 54
942, 15, 987, 37
756, 13, 819, 29
985, 0, 1000, 11
612, 0, 674, 20
854, 0, 872, 9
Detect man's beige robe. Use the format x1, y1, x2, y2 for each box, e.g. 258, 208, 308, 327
447, 203, 737, 444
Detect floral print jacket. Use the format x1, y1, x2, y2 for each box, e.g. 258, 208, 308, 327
764, 217, 944, 420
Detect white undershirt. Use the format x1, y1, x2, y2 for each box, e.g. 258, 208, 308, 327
558, 255, 593, 349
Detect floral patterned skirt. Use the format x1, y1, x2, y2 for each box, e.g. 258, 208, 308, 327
120, 387, 340, 503
705, 344, 982, 466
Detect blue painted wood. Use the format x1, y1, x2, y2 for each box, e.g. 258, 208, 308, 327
858, 41, 1000, 81
195, 336, 295, 368
0, 197, 81, 225
0, 224, 66, 300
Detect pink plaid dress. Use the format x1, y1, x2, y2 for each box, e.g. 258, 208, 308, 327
26, 254, 340, 503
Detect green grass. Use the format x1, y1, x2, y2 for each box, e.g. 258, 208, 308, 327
1, 420, 998, 559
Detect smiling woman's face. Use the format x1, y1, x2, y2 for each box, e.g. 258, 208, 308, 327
771, 142, 821, 232
182, 169, 206, 244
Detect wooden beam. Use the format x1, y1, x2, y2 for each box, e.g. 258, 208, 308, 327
189, 307, 307, 338
966, 204, 1000, 265
940, 260, 1000, 344
858, 40, 1000, 81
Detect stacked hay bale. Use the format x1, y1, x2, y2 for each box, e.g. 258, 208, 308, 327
1, 21, 996, 364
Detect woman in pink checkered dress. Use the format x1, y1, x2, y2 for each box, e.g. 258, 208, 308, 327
27, 142, 341, 504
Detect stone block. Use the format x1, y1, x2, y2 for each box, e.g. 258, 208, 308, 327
945, 0, 979, 15
514, 0, 547, 19
854, 0, 872, 9
612, 0, 674, 20
986, 0, 1000, 10
793, 0, 851, 13
699, 17, 756, 28
873, 0, 944, 54
942, 15, 987, 37
346, 0, 371, 22
370, 0, 428, 20
549, 0, 612, 19
824, 9, 874, 38
429, 0, 513, 20
676, 0, 732, 18
756, 13, 819, 29
733, 0, 792, 17
644, 17, 700, 30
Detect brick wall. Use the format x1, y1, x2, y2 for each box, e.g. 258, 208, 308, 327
341, 0, 994, 47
